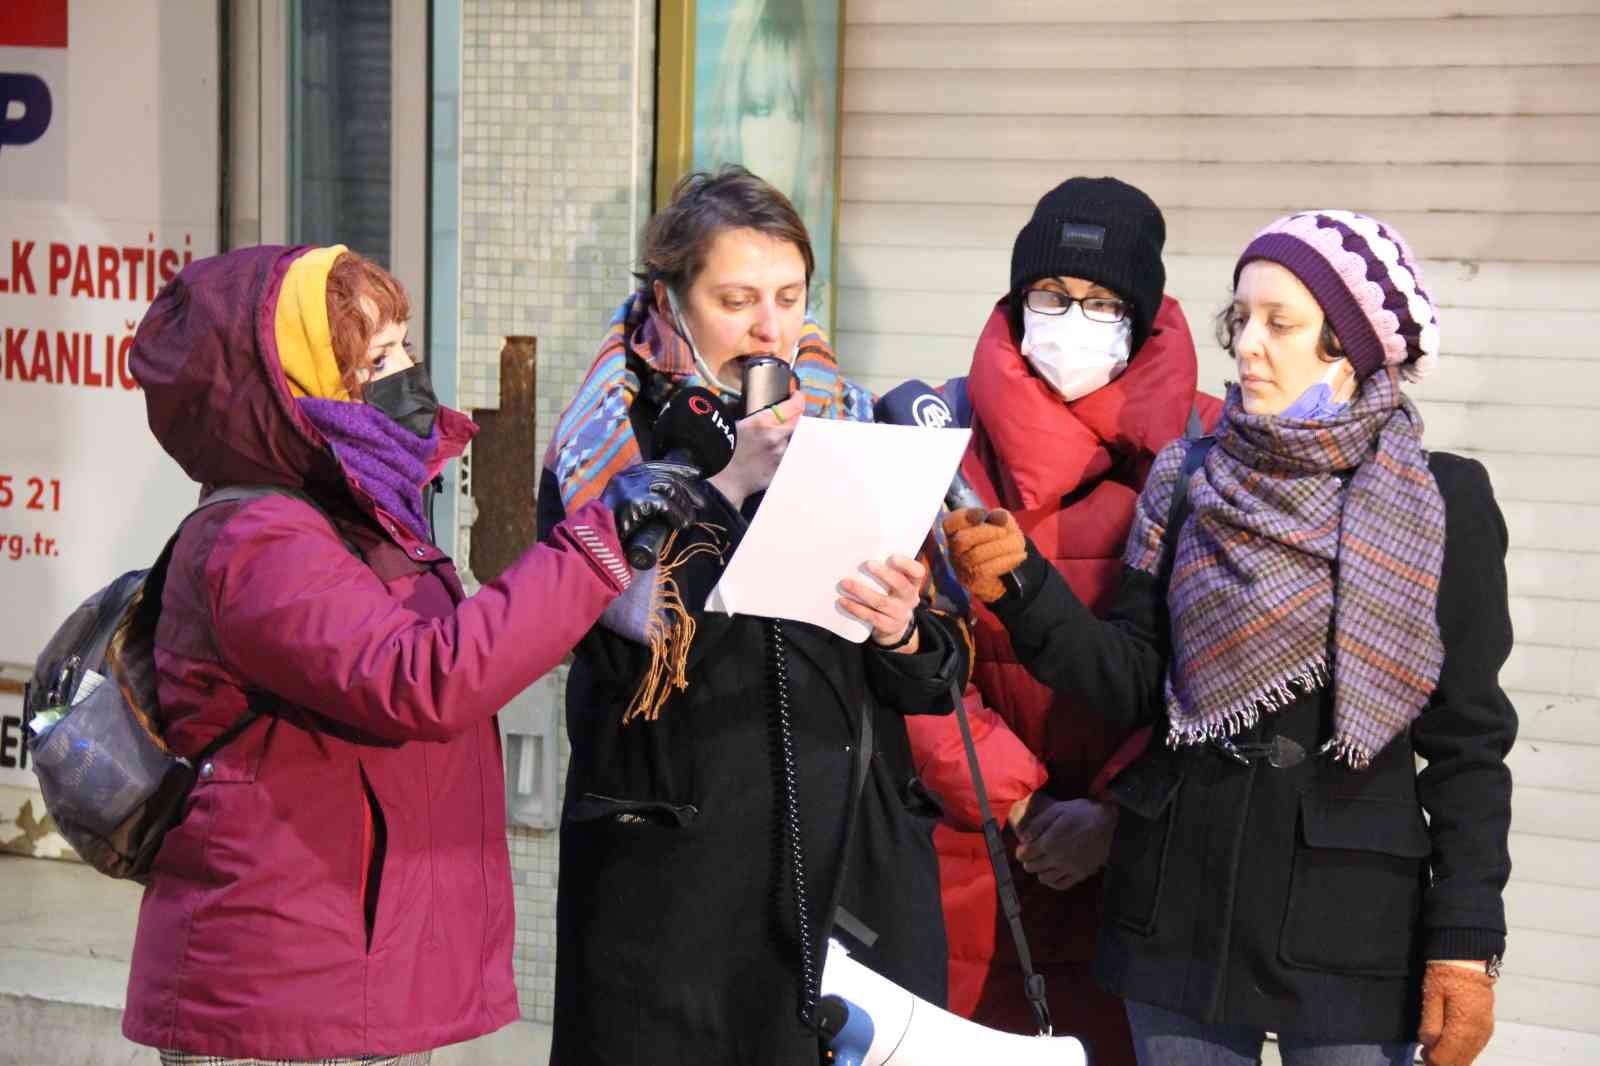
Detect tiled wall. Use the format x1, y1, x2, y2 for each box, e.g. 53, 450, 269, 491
459, 0, 655, 1022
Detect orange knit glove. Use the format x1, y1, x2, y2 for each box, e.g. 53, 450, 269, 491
1419, 962, 1496, 1066
942, 507, 1025, 604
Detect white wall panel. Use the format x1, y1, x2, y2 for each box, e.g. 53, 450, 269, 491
845, 18, 1600, 70
846, 67, 1600, 117
850, 1, 1600, 24
1512, 786, 1600, 841
838, 5, 1600, 1045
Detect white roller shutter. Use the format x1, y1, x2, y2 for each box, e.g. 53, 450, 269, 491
837, 3, 1600, 1059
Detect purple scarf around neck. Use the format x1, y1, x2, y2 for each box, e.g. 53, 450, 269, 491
1122, 367, 1447, 768
297, 397, 438, 542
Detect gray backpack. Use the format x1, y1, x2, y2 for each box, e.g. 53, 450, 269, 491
22, 485, 343, 880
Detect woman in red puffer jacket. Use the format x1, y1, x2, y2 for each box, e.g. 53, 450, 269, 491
905, 177, 1218, 1066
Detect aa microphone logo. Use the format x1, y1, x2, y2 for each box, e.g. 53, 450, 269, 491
911, 393, 954, 430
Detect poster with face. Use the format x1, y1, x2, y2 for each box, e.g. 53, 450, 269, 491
692, 0, 840, 330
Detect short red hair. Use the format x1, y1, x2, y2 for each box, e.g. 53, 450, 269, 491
325, 251, 411, 399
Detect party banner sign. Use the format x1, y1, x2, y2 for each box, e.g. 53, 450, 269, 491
0, 0, 218, 804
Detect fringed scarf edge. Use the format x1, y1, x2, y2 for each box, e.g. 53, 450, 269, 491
1163, 652, 1381, 766
621, 524, 727, 724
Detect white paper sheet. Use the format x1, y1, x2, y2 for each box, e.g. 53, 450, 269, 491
705, 417, 971, 642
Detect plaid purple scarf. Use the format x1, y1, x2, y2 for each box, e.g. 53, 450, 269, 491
1124, 367, 1446, 767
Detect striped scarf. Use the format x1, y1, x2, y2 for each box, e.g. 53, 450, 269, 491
544, 290, 873, 513
543, 290, 874, 721
1124, 367, 1446, 768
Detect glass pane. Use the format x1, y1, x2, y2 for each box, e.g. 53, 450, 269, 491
289, 0, 391, 266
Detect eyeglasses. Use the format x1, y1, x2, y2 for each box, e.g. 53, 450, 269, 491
1023, 288, 1129, 323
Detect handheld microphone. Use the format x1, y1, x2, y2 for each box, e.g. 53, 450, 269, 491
740, 354, 795, 417
624, 386, 738, 570
873, 380, 982, 511
876, 379, 1024, 599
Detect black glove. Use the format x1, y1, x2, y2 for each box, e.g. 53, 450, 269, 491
601, 460, 706, 545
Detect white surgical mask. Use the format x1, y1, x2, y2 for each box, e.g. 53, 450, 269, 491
1020, 304, 1132, 402
665, 288, 733, 398
667, 287, 801, 401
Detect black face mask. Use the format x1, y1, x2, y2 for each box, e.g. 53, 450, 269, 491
365, 364, 439, 437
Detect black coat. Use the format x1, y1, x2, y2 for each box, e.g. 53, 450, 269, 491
988, 452, 1516, 1042
538, 423, 966, 1065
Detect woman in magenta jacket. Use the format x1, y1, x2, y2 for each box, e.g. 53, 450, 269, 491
120, 245, 699, 1064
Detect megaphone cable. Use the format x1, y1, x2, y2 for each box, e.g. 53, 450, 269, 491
766, 617, 820, 1025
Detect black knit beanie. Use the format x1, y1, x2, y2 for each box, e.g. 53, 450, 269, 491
1008, 177, 1167, 353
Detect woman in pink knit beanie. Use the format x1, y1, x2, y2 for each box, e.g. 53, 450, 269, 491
942, 210, 1514, 1066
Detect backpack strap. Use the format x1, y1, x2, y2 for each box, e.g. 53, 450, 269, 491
141, 485, 355, 634
1157, 436, 1214, 589
196, 485, 361, 555
148, 485, 361, 761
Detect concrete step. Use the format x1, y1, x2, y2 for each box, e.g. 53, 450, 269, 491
0, 854, 550, 1066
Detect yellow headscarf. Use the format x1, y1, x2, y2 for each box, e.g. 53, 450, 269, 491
274, 244, 350, 400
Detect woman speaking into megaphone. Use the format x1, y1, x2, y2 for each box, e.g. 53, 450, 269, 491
539, 166, 971, 1066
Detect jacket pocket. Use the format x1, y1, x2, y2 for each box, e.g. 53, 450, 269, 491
1101, 759, 1183, 935
360, 767, 388, 952
567, 791, 700, 829
1279, 793, 1430, 977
